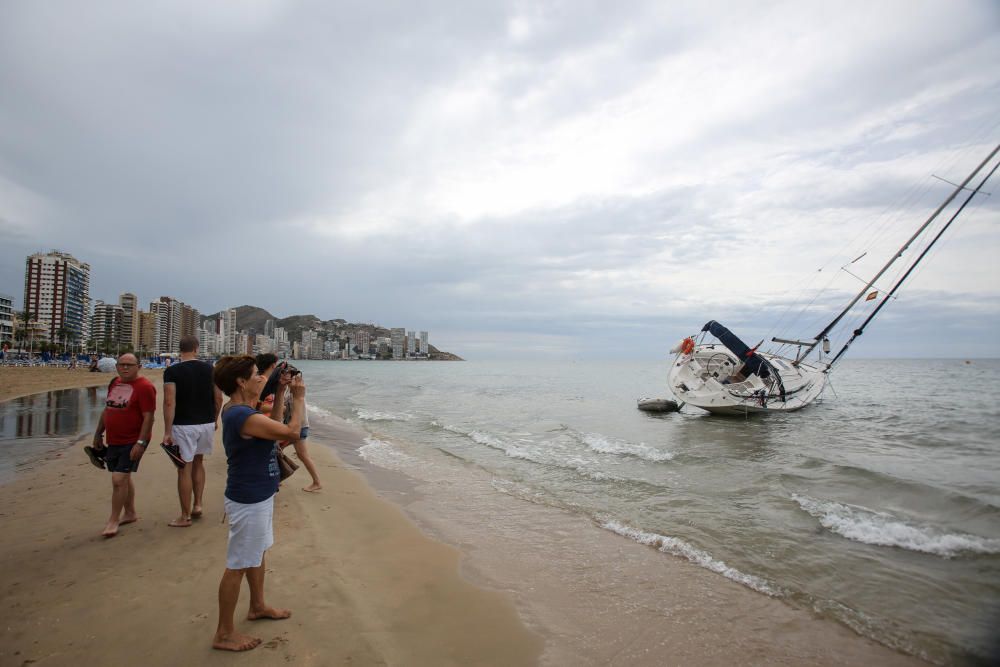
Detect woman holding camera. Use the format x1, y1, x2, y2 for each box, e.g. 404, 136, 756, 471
211, 354, 304, 652
254, 353, 323, 492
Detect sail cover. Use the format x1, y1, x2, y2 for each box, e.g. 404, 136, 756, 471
700, 320, 771, 379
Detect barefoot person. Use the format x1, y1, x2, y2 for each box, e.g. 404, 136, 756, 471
162, 335, 223, 527
90, 353, 155, 537
255, 353, 322, 492
212, 355, 303, 652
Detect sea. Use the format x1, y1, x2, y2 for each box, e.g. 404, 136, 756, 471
2, 358, 998, 664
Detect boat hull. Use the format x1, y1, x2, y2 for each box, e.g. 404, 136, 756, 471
667, 345, 827, 414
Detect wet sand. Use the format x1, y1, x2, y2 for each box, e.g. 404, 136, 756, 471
0, 368, 926, 666
0, 365, 161, 402
0, 370, 541, 666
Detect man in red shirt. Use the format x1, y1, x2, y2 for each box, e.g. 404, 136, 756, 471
91, 353, 156, 538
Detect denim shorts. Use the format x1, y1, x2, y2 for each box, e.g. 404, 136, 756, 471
105, 444, 140, 473
299, 427, 309, 440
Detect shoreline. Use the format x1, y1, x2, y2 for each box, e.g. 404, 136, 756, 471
0, 369, 541, 666
316, 420, 929, 666
0, 368, 929, 665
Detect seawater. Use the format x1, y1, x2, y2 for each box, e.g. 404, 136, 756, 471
296, 358, 1000, 665
0, 386, 107, 484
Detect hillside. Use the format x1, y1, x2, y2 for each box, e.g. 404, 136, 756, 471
201, 305, 462, 359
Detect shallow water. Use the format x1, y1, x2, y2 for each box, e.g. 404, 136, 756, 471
0, 386, 107, 484
298, 358, 1000, 665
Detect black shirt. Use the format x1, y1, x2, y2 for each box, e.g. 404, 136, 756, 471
164, 359, 216, 425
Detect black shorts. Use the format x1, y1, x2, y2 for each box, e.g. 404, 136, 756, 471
105, 444, 140, 474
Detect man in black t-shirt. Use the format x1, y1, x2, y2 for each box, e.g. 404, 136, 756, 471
163, 335, 223, 527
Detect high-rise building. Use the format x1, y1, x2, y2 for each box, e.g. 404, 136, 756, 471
224, 308, 238, 354
406, 330, 416, 356
180, 303, 200, 338
119, 293, 139, 349
138, 310, 157, 355
264, 319, 275, 338
92, 300, 124, 350
356, 330, 371, 357
0, 293, 14, 345
420, 331, 429, 356
23, 250, 91, 342
390, 328, 405, 359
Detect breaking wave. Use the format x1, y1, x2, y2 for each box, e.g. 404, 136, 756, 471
357, 436, 419, 470
354, 408, 415, 422
578, 432, 674, 462
792, 494, 1000, 558
603, 520, 779, 596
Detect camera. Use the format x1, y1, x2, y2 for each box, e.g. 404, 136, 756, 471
284, 365, 300, 377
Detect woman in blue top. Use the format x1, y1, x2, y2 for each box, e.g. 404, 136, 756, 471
211, 355, 305, 653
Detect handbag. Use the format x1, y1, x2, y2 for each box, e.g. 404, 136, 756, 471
277, 450, 299, 480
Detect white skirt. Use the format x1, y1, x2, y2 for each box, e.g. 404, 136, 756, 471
224, 495, 274, 570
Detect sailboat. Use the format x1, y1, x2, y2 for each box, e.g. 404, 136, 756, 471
667, 143, 1000, 415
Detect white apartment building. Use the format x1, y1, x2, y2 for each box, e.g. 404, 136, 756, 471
224, 308, 238, 354
420, 331, 429, 356
0, 293, 14, 344
92, 300, 125, 350
390, 328, 405, 359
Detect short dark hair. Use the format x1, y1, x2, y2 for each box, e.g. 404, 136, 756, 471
213, 355, 256, 396
179, 335, 200, 353
255, 353, 278, 373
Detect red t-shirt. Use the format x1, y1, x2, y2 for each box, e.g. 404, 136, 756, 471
103, 376, 157, 445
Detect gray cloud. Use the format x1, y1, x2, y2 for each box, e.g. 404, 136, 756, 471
1, 0, 998, 359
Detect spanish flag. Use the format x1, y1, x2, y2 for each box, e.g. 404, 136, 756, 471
866, 291, 878, 301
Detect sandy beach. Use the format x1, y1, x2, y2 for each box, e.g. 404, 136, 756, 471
0, 368, 925, 666
0, 369, 541, 666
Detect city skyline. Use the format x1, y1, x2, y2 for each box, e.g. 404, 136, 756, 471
5, 249, 433, 360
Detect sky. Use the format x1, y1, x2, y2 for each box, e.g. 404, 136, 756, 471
1, 0, 998, 359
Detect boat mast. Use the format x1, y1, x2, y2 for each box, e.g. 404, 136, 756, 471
792, 143, 1000, 365
828, 153, 1000, 366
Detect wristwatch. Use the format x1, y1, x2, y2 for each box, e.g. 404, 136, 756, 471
137, 439, 148, 448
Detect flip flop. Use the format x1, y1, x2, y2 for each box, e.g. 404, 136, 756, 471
160, 442, 186, 469
84, 446, 106, 470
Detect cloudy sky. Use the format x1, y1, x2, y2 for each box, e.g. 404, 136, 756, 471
1, 0, 998, 359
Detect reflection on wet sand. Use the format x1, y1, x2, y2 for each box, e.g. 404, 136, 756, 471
0, 387, 108, 483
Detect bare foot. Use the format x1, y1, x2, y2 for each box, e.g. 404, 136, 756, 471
120, 514, 139, 526
247, 606, 292, 621
101, 520, 119, 538
302, 483, 322, 493
212, 630, 261, 652
168, 516, 192, 527
191, 506, 203, 518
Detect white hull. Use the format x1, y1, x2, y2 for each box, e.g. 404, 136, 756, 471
667, 344, 827, 415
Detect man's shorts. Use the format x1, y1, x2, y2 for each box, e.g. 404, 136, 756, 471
105, 444, 140, 474
224, 495, 274, 570
173, 423, 214, 463
299, 427, 308, 440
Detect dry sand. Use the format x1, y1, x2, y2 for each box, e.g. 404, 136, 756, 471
0, 368, 927, 666
0, 370, 541, 666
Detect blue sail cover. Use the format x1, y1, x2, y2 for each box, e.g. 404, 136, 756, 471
700, 320, 771, 379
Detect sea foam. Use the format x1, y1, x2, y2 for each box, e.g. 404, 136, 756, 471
603, 520, 779, 596
579, 432, 674, 462
357, 436, 419, 470
791, 494, 1000, 558
354, 408, 415, 422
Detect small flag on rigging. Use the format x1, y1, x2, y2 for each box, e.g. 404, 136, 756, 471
866, 291, 878, 301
